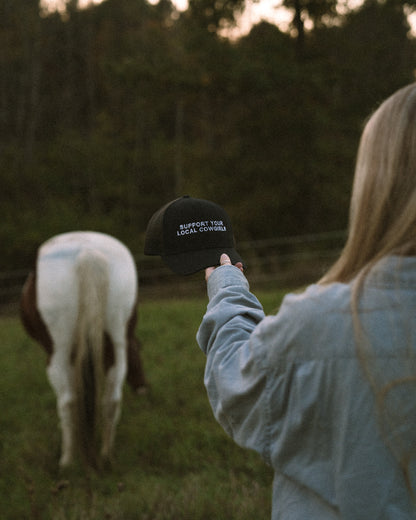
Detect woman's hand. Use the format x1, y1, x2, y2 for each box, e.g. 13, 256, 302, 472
205, 253, 244, 281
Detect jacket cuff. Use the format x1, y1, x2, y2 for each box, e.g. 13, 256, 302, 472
207, 265, 250, 301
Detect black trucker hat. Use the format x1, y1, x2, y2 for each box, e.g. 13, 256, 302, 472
144, 195, 244, 275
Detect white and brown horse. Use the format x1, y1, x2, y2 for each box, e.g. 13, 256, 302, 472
20, 231, 147, 468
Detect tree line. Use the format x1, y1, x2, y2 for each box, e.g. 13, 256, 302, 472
1, 0, 415, 270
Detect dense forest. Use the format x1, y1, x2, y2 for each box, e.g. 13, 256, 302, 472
1, 0, 416, 270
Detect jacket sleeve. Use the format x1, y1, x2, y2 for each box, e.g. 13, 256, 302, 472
196, 265, 272, 463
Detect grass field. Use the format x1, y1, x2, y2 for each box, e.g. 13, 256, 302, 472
0, 290, 285, 520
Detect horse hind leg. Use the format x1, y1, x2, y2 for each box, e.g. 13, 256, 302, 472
127, 336, 148, 394
126, 303, 148, 393
57, 399, 76, 468
47, 347, 76, 467
101, 399, 121, 466
100, 335, 127, 464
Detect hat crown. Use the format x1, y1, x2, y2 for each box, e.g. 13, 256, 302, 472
163, 196, 233, 254
144, 196, 243, 275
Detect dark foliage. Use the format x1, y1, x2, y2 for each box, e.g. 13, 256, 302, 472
0, 0, 415, 268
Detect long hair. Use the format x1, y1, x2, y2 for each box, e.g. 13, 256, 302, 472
320, 83, 416, 498
321, 83, 416, 285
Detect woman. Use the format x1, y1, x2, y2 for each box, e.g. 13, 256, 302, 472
197, 83, 416, 519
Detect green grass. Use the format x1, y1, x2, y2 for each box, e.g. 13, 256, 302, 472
0, 290, 285, 519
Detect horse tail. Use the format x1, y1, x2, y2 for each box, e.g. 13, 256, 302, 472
74, 248, 109, 467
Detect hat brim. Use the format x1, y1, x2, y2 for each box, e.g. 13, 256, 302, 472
162, 247, 244, 275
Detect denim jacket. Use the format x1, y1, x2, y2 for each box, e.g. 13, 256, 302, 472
197, 257, 416, 519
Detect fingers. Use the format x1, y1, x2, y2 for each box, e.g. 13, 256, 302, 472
205, 254, 244, 281
205, 266, 216, 281
235, 262, 244, 273
222, 255, 244, 273
220, 253, 232, 265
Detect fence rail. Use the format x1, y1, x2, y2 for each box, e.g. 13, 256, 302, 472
0, 230, 347, 309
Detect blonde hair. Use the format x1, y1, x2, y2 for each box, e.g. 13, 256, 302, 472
321, 83, 416, 285
321, 83, 416, 497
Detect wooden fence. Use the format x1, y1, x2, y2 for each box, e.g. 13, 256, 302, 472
0, 230, 346, 310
